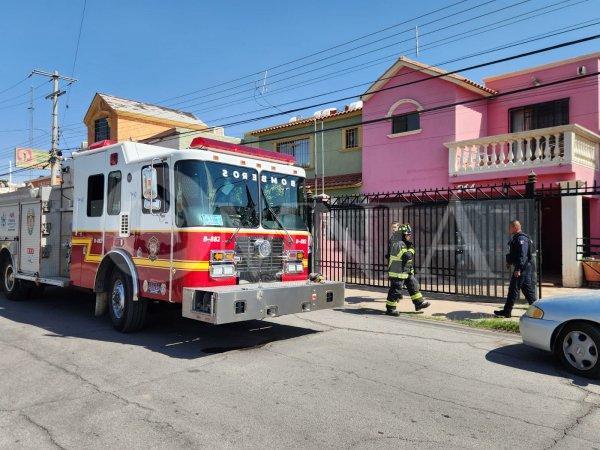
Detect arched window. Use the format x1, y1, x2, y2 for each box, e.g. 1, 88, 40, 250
386, 99, 423, 137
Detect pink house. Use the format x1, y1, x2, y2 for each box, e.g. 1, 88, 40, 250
362, 53, 600, 287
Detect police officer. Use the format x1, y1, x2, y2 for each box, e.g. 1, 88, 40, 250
386, 222, 430, 316
494, 220, 537, 318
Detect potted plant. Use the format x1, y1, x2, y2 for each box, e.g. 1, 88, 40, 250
582, 257, 600, 283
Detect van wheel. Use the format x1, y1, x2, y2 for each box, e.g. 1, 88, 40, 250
108, 269, 147, 332
555, 322, 600, 379
2, 259, 31, 301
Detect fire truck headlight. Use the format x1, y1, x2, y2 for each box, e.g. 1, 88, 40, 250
285, 262, 304, 274
210, 264, 236, 278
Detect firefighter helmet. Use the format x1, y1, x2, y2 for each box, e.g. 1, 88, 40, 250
399, 223, 412, 236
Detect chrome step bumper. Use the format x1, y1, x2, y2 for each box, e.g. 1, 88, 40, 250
182, 280, 345, 324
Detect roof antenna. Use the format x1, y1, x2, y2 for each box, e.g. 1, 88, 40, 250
261, 70, 268, 95
415, 25, 419, 57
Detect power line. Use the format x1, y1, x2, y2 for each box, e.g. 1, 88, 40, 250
196, 11, 598, 123
157, 0, 481, 105
112, 0, 583, 141
182, 0, 579, 114
0, 76, 31, 97
165, 0, 508, 108
51, 72, 600, 178
111, 33, 600, 144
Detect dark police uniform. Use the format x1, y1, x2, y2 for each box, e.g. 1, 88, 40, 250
386, 230, 424, 312
502, 231, 537, 314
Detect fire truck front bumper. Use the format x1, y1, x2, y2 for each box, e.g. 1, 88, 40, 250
182, 280, 345, 325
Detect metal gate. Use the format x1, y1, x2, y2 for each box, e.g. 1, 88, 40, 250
313, 188, 540, 299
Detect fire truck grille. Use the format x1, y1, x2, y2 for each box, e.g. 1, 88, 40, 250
235, 236, 285, 283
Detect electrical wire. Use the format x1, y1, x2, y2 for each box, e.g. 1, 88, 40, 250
109, 34, 600, 145
156, 0, 473, 105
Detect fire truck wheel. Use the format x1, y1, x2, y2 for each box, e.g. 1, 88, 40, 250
1, 259, 31, 301
108, 269, 147, 332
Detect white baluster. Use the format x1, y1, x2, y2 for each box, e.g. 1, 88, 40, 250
516, 138, 525, 164
556, 133, 564, 160
524, 137, 532, 164
499, 141, 507, 166
534, 136, 542, 162
456, 146, 464, 173
490, 143, 497, 168
507, 141, 515, 166
541, 135, 550, 162
479, 145, 486, 170
467, 145, 474, 171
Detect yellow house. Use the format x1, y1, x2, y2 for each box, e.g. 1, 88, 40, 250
83, 93, 209, 146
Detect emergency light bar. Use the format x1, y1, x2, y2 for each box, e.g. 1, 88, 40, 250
189, 136, 296, 165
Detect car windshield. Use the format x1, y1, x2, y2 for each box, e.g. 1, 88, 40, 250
174, 160, 260, 228
260, 171, 307, 230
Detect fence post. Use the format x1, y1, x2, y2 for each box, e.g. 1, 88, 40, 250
526, 171, 537, 198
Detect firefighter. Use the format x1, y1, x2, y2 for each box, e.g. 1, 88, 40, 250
494, 220, 537, 318
386, 222, 430, 316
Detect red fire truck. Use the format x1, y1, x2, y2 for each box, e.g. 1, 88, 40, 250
0, 137, 344, 332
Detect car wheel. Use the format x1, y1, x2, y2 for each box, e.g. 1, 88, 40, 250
108, 269, 147, 333
556, 322, 600, 379
1, 258, 31, 301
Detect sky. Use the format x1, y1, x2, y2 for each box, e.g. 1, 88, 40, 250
0, 0, 599, 182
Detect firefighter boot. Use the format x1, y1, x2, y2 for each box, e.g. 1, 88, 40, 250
385, 308, 400, 317
414, 301, 431, 311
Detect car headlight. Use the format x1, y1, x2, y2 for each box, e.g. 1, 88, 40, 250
525, 304, 544, 319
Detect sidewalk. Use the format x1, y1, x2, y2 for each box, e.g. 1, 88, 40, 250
344, 285, 598, 331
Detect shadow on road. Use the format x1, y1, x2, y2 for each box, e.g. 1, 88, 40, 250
0, 288, 319, 360
432, 311, 497, 320
486, 343, 599, 387
339, 307, 424, 316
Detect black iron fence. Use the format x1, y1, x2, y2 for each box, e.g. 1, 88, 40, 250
577, 237, 600, 259
312, 180, 600, 299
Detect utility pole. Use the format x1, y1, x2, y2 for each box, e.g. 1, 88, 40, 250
30, 69, 77, 186
27, 86, 34, 181
28, 86, 34, 148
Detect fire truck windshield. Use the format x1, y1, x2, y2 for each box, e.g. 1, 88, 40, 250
174, 160, 260, 228
260, 171, 307, 231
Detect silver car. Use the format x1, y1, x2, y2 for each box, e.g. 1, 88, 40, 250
520, 293, 600, 378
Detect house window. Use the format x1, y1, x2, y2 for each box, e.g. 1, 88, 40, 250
106, 171, 122, 216
87, 174, 105, 217
391, 112, 420, 134
276, 138, 310, 167
94, 117, 111, 142
141, 162, 170, 214
344, 127, 359, 149
509, 98, 569, 132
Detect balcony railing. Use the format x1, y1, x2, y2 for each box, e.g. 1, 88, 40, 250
446, 124, 599, 176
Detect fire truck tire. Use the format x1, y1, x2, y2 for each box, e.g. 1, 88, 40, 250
1, 258, 31, 301
108, 269, 147, 332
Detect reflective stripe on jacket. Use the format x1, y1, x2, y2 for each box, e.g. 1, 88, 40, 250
388, 243, 415, 279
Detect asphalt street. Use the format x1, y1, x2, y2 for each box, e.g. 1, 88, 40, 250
0, 289, 599, 449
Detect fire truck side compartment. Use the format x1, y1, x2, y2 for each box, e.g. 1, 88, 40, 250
0, 182, 73, 285
182, 280, 345, 324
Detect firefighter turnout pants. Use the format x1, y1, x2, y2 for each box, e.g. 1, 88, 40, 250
386, 275, 423, 311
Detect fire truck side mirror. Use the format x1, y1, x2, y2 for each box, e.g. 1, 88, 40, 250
142, 166, 160, 215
